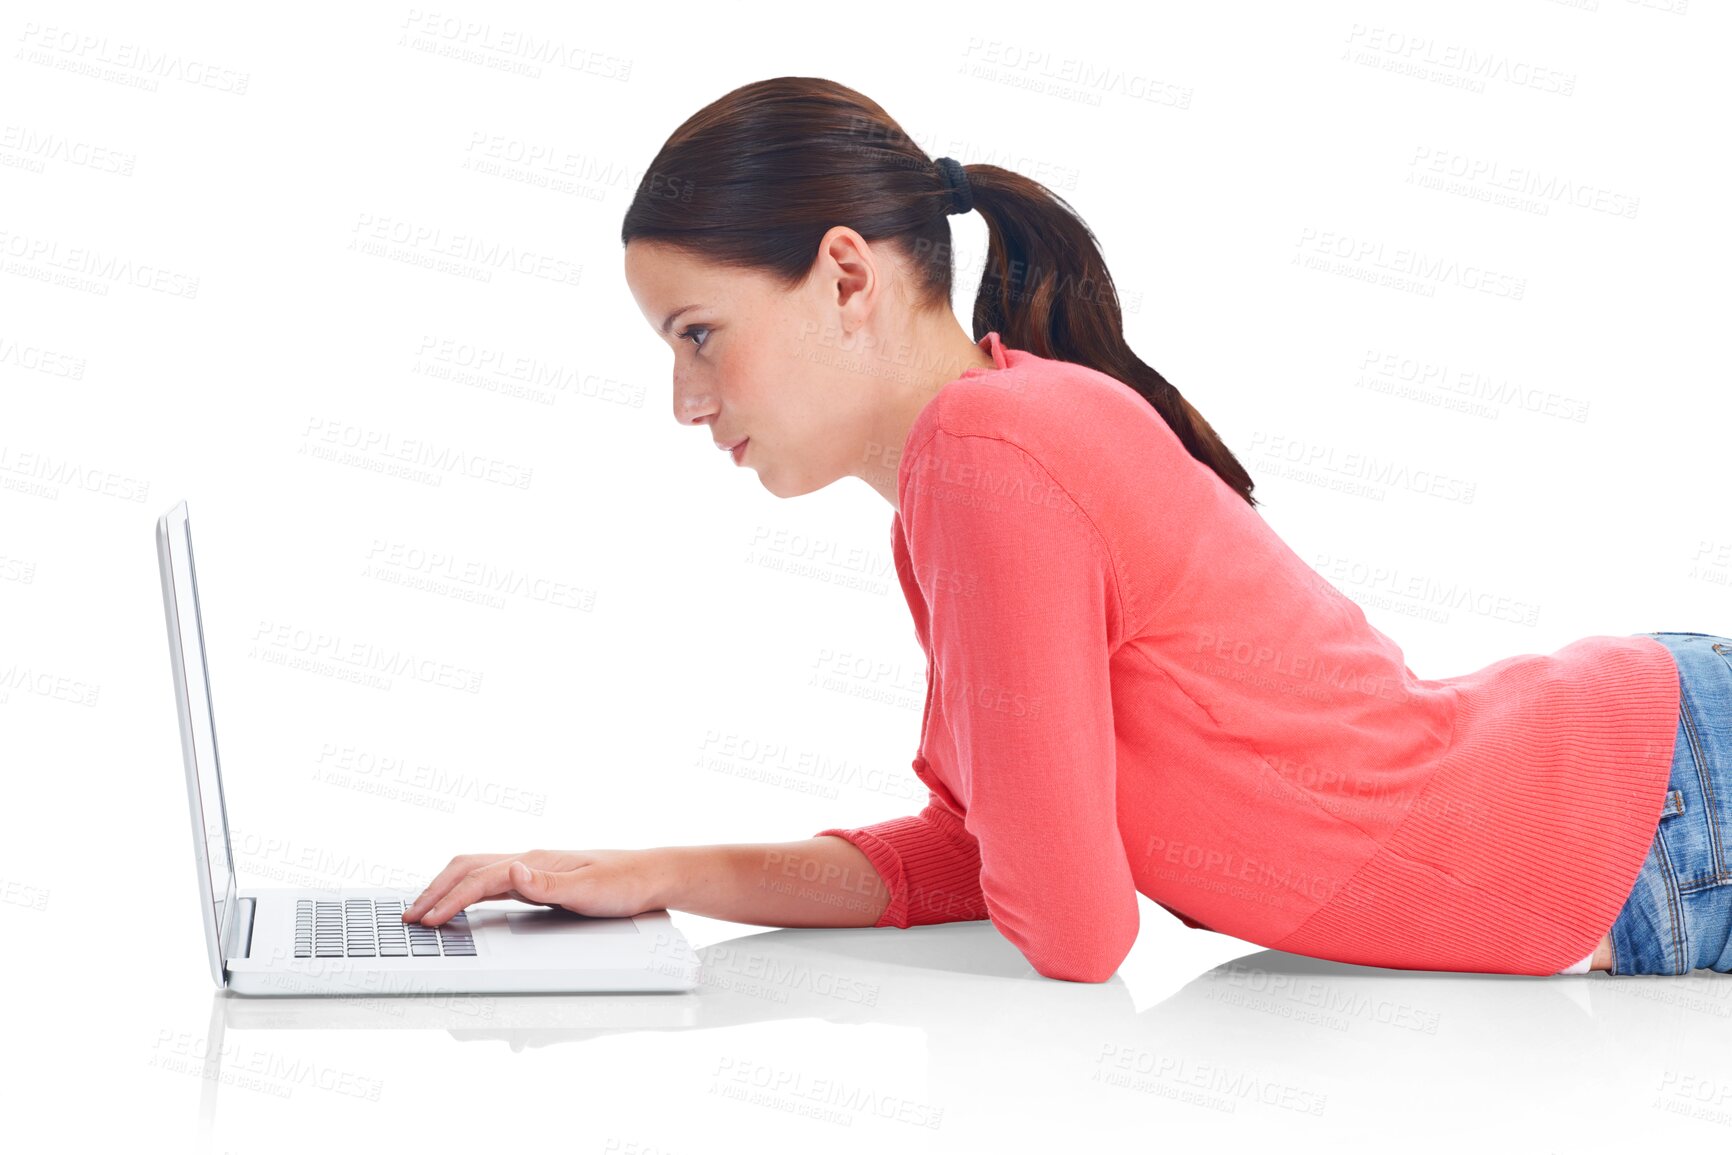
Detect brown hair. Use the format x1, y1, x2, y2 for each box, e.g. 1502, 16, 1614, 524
620, 76, 1258, 508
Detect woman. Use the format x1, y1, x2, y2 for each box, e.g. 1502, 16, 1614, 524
403, 77, 1732, 982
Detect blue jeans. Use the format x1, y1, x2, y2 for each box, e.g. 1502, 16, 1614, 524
1606, 631, 1732, 975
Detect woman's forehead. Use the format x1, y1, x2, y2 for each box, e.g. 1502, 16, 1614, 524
628, 243, 787, 316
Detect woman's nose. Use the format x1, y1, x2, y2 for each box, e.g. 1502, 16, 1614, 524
673, 383, 714, 428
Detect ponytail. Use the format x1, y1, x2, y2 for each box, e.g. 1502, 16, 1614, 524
958, 164, 1257, 507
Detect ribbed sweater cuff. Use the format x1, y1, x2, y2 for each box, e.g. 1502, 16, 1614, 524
815, 806, 987, 929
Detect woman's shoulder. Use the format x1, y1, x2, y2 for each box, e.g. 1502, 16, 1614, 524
935, 348, 1149, 437
909, 349, 1189, 510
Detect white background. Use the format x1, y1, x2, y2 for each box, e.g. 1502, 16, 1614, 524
4, 0, 1729, 1150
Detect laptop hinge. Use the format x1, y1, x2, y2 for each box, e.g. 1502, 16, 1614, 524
224, 896, 257, 967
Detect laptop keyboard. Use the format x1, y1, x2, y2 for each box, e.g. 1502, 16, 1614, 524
294, 898, 476, 959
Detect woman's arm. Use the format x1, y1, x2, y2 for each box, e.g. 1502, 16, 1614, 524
656, 836, 890, 927
902, 431, 1142, 982
407, 839, 887, 928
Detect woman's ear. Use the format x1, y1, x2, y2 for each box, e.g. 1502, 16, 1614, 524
816, 226, 879, 332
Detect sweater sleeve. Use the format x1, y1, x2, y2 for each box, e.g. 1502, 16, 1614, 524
814, 790, 989, 928
903, 431, 1141, 983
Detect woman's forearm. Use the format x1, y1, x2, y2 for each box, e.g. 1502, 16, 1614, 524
655, 836, 890, 927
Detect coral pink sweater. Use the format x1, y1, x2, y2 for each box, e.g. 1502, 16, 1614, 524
815, 331, 1680, 982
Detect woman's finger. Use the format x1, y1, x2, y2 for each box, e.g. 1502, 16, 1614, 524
403, 853, 512, 922
417, 858, 524, 927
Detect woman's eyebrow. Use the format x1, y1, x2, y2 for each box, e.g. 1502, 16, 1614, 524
661, 303, 703, 334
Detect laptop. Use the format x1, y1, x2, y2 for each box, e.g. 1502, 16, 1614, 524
155, 499, 699, 997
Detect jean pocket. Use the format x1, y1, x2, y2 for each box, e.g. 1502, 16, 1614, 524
1662, 715, 1732, 893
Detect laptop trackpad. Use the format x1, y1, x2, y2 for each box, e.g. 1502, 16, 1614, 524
503, 908, 640, 935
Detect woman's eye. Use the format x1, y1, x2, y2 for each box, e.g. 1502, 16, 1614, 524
677, 325, 709, 350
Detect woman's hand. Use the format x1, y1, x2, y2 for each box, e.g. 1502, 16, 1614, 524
402, 848, 673, 927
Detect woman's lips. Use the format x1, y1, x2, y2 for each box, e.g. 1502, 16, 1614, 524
732, 437, 749, 464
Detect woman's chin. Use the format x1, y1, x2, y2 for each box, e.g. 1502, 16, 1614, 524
755, 466, 816, 500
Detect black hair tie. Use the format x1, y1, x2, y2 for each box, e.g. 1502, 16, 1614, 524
934, 156, 973, 216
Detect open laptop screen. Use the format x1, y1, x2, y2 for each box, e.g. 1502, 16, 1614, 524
157, 501, 237, 983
